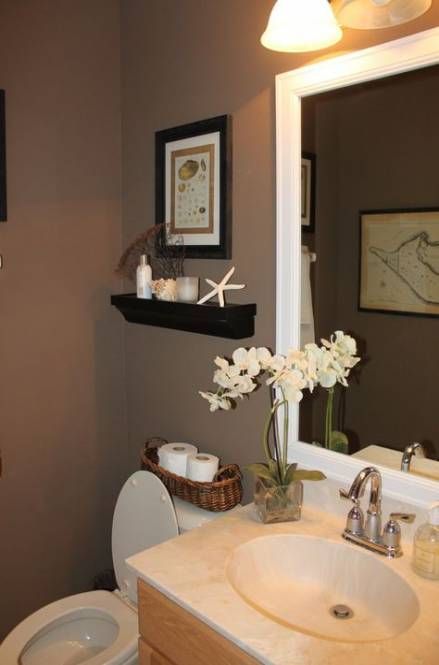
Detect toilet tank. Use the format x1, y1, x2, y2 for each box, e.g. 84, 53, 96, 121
172, 496, 239, 533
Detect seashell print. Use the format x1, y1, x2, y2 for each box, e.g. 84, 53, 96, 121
199, 207, 206, 214
178, 159, 199, 181
201, 158, 206, 171
178, 183, 186, 193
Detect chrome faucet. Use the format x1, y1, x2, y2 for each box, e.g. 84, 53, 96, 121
401, 442, 425, 472
339, 466, 415, 558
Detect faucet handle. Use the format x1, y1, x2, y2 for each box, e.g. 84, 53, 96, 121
382, 513, 416, 557
382, 518, 402, 552
389, 512, 416, 524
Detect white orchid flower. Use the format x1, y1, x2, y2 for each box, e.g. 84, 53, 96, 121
232, 347, 261, 377
276, 368, 306, 402
317, 369, 337, 389
214, 356, 230, 371
202, 332, 360, 417
256, 347, 272, 369
269, 354, 285, 373
199, 391, 232, 412
236, 375, 257, 394
213, 362, 241, 390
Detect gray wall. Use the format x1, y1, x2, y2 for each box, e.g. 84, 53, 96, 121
120, 0, 439, 485
2, 0, 439, 641
0, 0, 127, 639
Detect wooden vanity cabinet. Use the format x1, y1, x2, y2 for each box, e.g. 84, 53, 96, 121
138, 579, 260, 665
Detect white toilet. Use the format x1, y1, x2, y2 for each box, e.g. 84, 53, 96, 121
1, 470, 225, 665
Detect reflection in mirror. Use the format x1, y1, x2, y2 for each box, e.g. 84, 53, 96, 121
299, 64, 439, 478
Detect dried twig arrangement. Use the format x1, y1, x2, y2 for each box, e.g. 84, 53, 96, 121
116, 223, 185, 282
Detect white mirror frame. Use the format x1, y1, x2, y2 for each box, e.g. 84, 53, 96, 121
276, 27, 439, 508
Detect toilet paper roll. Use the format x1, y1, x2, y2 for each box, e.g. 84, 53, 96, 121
158, 442, 198, 477
186, 453, 220, 483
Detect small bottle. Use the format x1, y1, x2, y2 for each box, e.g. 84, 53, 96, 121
412, 502, 439, 580
136, 254, 152, 299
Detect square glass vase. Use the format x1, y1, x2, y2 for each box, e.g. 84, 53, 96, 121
254, 477, 303, 524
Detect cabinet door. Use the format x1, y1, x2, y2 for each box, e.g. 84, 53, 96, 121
138, 579, 259, 665
139, 637, 176, 665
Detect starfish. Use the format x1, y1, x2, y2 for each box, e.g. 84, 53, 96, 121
197, 266, 245, 308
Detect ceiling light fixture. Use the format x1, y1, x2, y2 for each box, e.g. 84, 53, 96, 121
260, 0, 343, 53
332, 0, 432, 29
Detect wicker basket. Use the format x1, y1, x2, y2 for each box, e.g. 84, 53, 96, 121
140, 438, 242, 512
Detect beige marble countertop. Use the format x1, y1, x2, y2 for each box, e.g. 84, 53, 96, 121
127, 485, 439, 665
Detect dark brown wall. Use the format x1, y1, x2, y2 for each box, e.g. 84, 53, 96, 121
306, 67, 439, 456
0, 1, 127, 639
120, 1, 439, 491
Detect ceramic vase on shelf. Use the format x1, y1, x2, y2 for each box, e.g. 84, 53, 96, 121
254, 477, 303, 524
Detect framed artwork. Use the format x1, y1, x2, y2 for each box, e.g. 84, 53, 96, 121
0, 90, 6, 222
301, 152, 315, 232
155, 115, 232, 259
359, 208, 439, 317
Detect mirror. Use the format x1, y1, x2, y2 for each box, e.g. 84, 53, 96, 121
276, 28, 439, 488
299, 65, 439, 480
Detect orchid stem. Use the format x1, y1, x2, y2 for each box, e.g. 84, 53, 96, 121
263, 398, 288, 484
269, 387, 283, 482
325, 387, 334, 449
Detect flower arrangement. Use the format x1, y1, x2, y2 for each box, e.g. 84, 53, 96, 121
200, 331, 360, 489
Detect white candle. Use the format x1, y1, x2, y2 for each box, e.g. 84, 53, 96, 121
176, 276, 199, 303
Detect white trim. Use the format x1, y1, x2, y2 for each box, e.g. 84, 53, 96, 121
276, 27, 439, 508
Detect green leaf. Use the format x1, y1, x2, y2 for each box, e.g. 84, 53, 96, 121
329, 430, 349, 454
268, 459, 282, 485
246, 463, 277, 484
283, 463, 298, 485
292, 469, 326, 482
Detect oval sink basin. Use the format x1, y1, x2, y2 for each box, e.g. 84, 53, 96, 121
227, 534, 419, 642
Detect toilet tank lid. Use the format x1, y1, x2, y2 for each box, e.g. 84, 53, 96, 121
112, 471, 178, 603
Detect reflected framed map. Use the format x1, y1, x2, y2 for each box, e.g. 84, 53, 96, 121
155, 115, 231, 259
301, 152, 315, 232
359, 208, 439, 316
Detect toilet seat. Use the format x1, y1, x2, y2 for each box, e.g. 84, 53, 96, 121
1, 590, 138, 665
0, 471, 199, 665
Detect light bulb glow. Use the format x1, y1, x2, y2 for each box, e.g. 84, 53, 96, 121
332, 0, 432, 29
260, 0, 343, 53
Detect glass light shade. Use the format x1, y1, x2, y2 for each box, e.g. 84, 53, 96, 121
260, 0, 342, 53
332, 0, 432, 29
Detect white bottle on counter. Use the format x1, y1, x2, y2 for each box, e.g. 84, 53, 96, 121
412, 502, 439, 580
136, 254, 152, 299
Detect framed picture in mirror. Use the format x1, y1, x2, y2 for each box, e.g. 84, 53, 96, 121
359, 208, 439, 317
0, 90, 6, 222
155, 115, 232, 259
301, 152, 315, 232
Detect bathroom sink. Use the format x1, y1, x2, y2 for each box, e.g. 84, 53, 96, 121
226, 534, 419, 642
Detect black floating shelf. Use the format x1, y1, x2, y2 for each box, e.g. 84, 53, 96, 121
111, 293, 256, 339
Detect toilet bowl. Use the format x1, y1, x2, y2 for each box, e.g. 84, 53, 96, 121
1, 470, 225, 665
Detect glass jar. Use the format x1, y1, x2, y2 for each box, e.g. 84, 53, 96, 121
254, 477, 303, 524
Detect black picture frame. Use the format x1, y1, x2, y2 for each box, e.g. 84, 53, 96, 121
301, 151, 316, 233
359, 207, 439, 318
0, 90, 6, 222
155, 115, 232, 259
